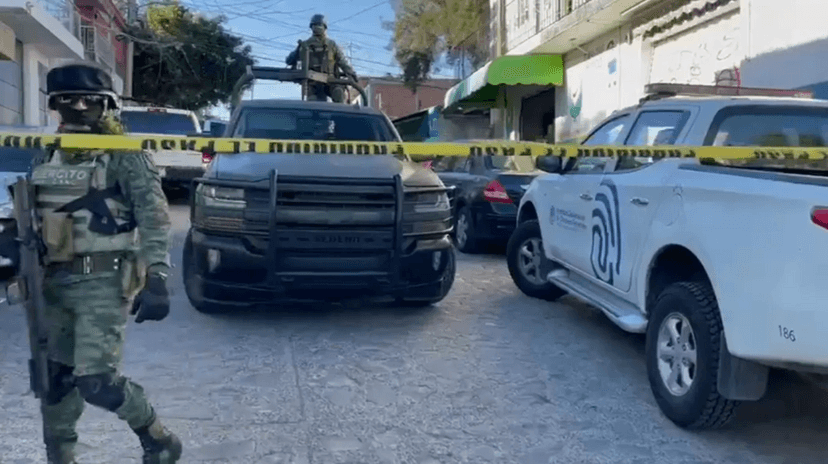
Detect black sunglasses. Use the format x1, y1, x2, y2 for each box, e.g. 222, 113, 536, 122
55, 94, 107, 106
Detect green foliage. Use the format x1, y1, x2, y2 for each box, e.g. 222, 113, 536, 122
127, 4, 255, 111
391, 0, 489, 90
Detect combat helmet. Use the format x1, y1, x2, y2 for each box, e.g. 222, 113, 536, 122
46, 61, 120, 111
310, 14, 327, 29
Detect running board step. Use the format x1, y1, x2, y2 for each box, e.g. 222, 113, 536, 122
548, 268, 647, 333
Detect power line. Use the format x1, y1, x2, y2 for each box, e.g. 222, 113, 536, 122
330, 0, 388, 25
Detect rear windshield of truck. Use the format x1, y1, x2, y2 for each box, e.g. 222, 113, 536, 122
705, 106, 828, 147
120, 111, 198, 135
234, 108, 396, 142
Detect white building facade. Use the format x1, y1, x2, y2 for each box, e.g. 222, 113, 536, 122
443, 0, 828, 142
0, 0, 85, 127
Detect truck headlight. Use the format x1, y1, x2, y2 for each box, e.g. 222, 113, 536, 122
195, 184, 246, 209
192, 184, 246, 232
404, 191, 450, 214
402, 190, 452, 238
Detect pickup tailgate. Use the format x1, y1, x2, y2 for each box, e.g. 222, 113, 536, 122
678, 165, 828, 367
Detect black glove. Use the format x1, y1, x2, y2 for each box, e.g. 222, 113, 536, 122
130, 272, 170, 323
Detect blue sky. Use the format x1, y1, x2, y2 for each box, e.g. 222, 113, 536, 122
171, 0, 457, 119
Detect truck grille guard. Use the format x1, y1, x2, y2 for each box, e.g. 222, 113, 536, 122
189, 171, 454, 290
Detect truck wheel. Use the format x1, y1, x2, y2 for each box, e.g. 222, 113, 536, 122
645, 281, 739, 429
454, 206, 480, 254
182, 232, 229, 315
506, 220, 566, 301
397, 247, 456, 307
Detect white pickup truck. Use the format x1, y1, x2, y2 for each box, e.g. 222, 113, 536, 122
120, 105, 208, 190
509, 83, 828, 430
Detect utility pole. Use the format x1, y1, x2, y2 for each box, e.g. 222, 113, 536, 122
124, 0, 137, 97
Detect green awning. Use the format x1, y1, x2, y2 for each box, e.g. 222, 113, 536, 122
443, 54, 564, 109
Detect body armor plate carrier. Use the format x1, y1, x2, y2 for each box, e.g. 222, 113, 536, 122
31, 150, 138, 263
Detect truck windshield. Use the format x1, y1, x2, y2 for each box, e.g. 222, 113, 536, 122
708, 107, 828, 147
237, 108, 396, 142
120, 111, 198, 135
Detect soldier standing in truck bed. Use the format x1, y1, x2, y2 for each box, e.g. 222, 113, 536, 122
286, 14, 359, 103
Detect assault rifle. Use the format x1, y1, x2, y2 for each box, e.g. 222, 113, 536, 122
6, 176, 50, 399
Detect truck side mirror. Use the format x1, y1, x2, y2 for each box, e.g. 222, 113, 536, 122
535, 155, 563, 173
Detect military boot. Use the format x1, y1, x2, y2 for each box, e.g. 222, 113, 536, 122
134, 416, 182, 464
45, 436, 78, 464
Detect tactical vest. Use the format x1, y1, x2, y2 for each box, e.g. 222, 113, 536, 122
302, 38, 336, 74
31, 150, 138, 261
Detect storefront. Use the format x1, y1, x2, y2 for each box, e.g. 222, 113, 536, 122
442, 54, 563, 141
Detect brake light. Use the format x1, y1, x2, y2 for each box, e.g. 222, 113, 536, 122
812, 208, 828, 230
202, 151, 213, 164
483, 180, 512, 204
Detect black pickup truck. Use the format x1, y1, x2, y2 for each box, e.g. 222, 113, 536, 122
182, 67, 456, 313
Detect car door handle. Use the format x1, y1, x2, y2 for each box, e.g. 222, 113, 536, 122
580, 193, 593, 201
631, 197, 649, 206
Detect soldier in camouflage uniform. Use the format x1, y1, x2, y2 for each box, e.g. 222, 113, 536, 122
31, 62, 182, 463
286, 14, 359, 103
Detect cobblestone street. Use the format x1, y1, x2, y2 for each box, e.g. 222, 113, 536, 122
1, 204, 827, 463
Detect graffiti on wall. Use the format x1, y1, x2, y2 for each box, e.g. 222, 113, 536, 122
650, 16, 742, 85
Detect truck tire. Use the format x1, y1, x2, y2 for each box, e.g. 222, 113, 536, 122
507, 219, 566, 301
454, 206, 480, 254
645, 281, 739, 429
397, 247, 456, 307
182, 232, 230, 314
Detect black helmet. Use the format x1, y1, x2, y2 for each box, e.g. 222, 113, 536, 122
46, 61, 120, 111
310, 14, 327, 28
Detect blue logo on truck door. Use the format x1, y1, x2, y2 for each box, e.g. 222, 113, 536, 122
590, 178, 621, 286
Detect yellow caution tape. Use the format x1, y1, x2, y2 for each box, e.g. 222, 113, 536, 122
1, 132, 828, 163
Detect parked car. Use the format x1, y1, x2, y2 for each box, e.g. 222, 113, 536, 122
511, 82, 828, 430
429, 143, 541, 253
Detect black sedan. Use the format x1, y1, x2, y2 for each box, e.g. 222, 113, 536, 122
428, 150, 541, 253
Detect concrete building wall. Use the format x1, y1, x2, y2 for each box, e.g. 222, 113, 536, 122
0, 0, 85, 127
739, 0, 828, 93
555, 27, 626, 143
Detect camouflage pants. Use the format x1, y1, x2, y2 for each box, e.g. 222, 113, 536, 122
306, 82, 347, 103
40, 270, 156, 444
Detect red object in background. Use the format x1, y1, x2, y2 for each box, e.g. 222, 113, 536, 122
812, 208, 828, 230
483, 180, 512, 204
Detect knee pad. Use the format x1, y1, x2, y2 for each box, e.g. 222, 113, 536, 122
75, 372, 126, 412
44, 361, 76, 405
